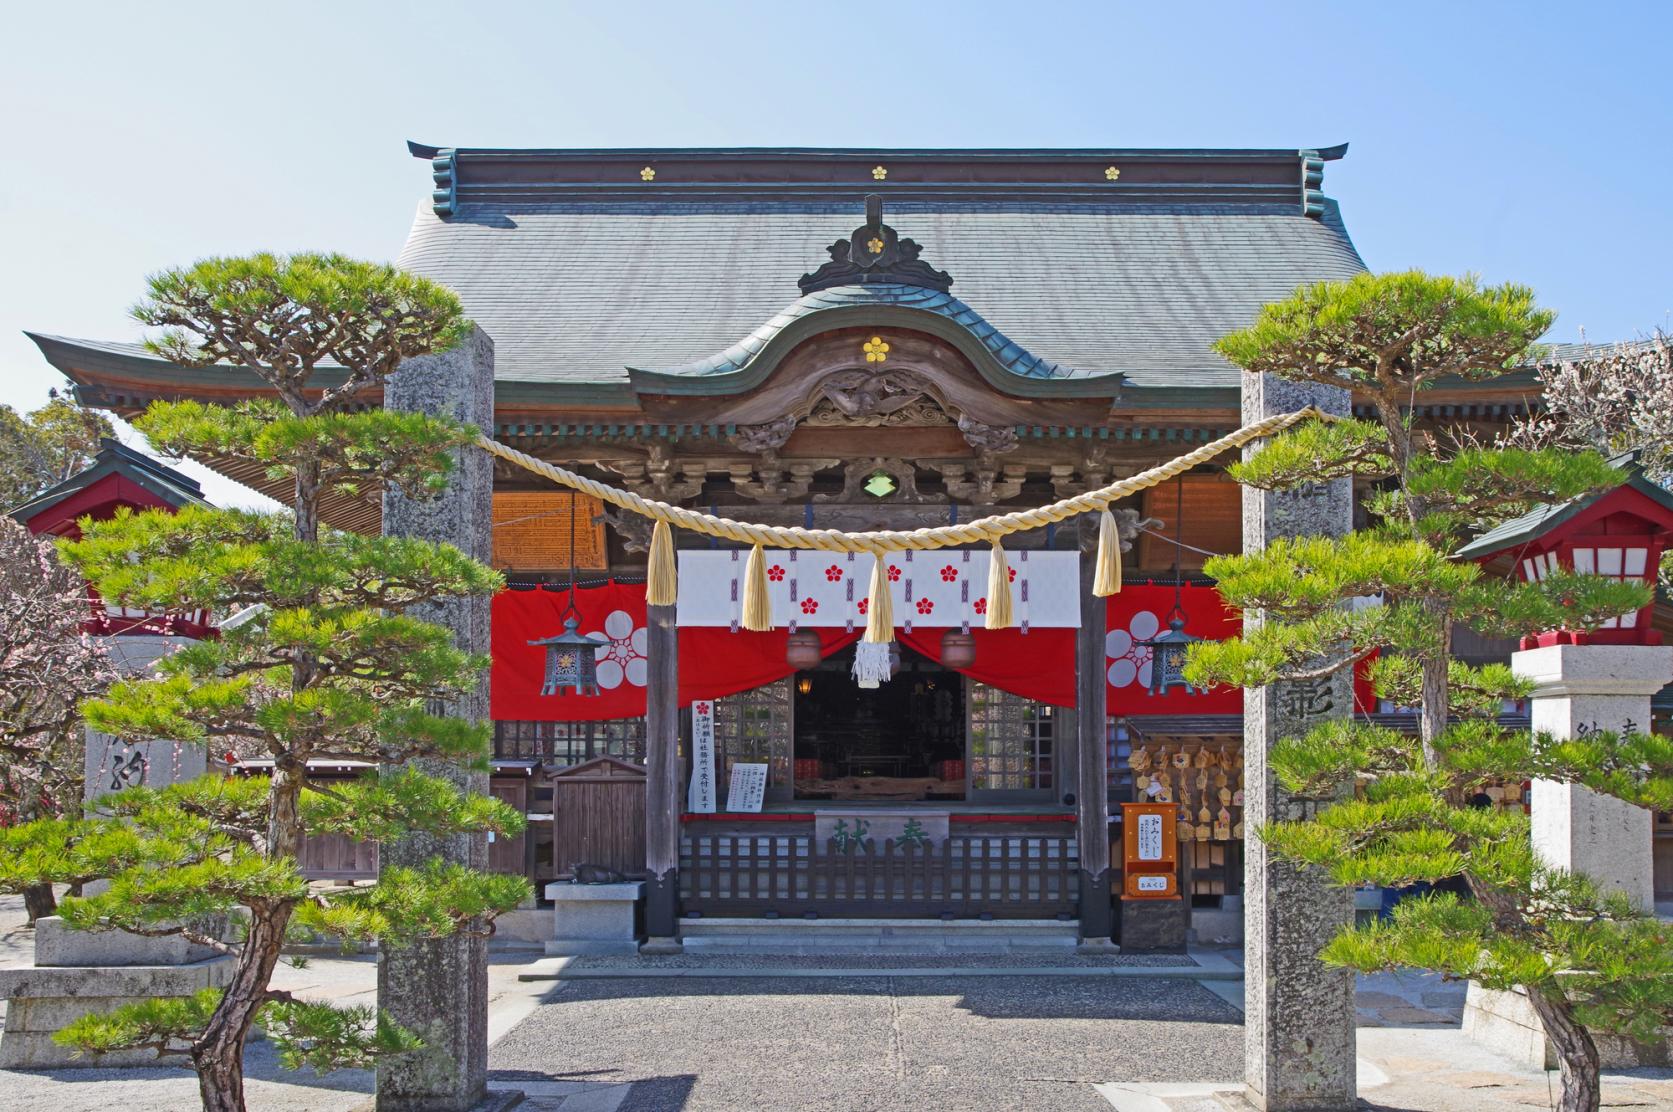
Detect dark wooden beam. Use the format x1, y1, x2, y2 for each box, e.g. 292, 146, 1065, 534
642, 601, 682, 948
1076, 517, 1115, 945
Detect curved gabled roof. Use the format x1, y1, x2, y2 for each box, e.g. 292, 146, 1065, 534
626, 283, 1122, 399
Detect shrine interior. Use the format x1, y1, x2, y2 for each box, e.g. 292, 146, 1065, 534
792, 644, 966, 802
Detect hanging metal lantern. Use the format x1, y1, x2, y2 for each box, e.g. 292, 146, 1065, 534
1138, 475, 1202, 697
1138, 612, 1203, 697
786, 629, 823, 670
531, 496, 604, 697
940, 630, 976, 669
529, 615, 603, 696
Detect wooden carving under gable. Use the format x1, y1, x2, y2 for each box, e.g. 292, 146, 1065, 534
732, 362, 1020, 457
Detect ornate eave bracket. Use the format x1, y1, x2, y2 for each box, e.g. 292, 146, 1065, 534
799, 194, 953, 295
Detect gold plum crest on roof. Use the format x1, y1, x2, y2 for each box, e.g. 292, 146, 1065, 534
866, 236, 885, 254
871, 165, 888, 181
639, 166, 656, 181
862, 336, 890, 364
1104, 166, 1121, 181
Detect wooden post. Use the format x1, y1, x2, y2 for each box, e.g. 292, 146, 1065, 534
1076, 517, 1115, 946
642, 601, 682, 950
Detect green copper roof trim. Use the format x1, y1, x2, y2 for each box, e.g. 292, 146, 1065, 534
1454, 452, 1673, 561
626, 283, 1127, 400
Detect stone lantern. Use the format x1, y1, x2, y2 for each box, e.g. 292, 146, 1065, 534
1457, 452, 1673, 1058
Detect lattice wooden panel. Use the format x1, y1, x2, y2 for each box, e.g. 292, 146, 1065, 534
492, 492, 607, 571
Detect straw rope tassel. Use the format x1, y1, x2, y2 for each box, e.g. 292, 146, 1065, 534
985, 540, 1014, 629
646, 519, 678, 607
863, 553, 895, 644
741, 544, 774, 631
1093, 508, 1123, 597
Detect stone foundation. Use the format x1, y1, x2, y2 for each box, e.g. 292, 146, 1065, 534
1464, 982, 1673, 1070
545, 881, 644, 956
0, 956, 235, 1068
1119, 897, 1190, 953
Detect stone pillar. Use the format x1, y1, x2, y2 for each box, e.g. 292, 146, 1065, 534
1466, 642, 1671, 1071
1519, 643, 1671, 912
85, 635, 205, 803
642, 601, 683, 951
1241, 371, 1357, 1111
377, 326, 498, 1112
1075, 517, 1116, 948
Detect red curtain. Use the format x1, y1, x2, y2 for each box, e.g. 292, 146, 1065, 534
491, 583, 859, 721
898, 584, 1243, 714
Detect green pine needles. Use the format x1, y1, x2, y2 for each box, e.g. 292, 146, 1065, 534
1190, 271, 1671, 1112
0, 254, 526, 1112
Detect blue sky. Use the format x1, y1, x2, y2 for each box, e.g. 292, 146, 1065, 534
3, 1, 1669, 505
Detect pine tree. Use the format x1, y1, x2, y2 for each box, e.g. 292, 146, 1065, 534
0, 254, 528, 1112
1188, 271, 1673, 1112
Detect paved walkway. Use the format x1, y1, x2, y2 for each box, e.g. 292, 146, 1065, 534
4, 896, 1672, 1111
490, 974, 1241, 1112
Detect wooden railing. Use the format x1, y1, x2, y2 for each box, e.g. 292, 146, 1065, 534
681, 833, 1077, 919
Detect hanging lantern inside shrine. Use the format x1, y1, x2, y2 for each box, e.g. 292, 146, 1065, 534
1138, 613, 1203, 697
940, 630, 976, 669
529, 616, 604, 696
786, 629, 823, 670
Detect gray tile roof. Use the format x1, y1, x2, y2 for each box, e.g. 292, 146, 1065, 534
394, 199, 1366, 394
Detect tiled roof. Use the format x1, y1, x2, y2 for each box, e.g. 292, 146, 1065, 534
395, 197, 1367, 394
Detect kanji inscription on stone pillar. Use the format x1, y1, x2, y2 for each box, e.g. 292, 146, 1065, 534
1241, 370, 1357, 1111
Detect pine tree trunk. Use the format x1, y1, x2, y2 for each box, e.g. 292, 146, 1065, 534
22, 882, 56, 925
190, 901, 293, 1112
294, 460, 320, 545
1527, 989, 1602, 1112
190, 771, 303, 1112
1418, 604, 1451, 764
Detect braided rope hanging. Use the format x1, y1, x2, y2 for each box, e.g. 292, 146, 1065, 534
476, 406, 1326, 636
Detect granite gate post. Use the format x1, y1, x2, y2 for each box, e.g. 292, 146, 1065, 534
1241, 371, 1357, 1111
377, 326, 503, 1112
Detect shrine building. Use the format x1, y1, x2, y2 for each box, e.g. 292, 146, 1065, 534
32, 142, 1667, 943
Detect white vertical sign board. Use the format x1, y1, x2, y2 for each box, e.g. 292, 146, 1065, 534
688, 699, 717, 814
726, 762, 769, 813
1137, 812, 1164, 861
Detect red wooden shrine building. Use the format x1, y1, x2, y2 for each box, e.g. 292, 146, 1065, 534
26, 142, 1673, 936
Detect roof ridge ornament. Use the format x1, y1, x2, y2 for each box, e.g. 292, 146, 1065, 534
798, 194, 953, 295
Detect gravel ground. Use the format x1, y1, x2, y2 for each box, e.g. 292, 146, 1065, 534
490, 974, 1243, 1111
570, 951, 1199, 970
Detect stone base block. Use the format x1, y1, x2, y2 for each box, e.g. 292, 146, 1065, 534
543, 939, 643, 957
1118, 897, 1189, 953
639, 936, 685, 955
1463, 981, 1673, 1070
489, 907, 551, 946
0, 956, 235, 1069
34, 916, 223, 967
545, 881, 642, 955
1188, 907, 1243, 946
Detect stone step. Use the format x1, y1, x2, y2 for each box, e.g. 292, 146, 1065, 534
677, 917, 1078, 954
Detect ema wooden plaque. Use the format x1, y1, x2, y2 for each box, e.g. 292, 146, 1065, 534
491, 492, 607, 571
